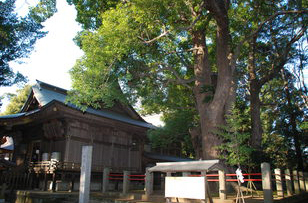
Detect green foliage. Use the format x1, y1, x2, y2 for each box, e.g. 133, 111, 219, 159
67, 0, 119, 30
29, 0, 57, 23
67, 0, 307, 164
0, 0, 56, 87
67, 0, 197, 110
148, 110, 196, 157
217, 100, 255, 168
1, 84, 32, 115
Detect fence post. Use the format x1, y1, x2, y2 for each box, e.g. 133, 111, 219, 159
182, 172, 191, 177
261, 162, 273, 203
274, 168, 284, 197
293, 170, 300, 194
304, 172, 308, 192
79, 145, 93, 203
219, 170, 226, 200
102, 167, 110, 193
298, 171, 305, 192
123, 171, 130, 194
145, 167, 153, 196
285, 169, 293, 196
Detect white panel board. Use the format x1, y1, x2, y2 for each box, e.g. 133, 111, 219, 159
165, 177, 205, 199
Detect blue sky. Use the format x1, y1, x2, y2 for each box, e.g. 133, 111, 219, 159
0, 0, 83, 110
0, 0, 163, 125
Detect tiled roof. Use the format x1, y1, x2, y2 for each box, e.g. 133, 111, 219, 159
1, 81, 155, 129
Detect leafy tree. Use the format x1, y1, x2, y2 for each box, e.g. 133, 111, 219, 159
259, 68, 307, 170
67, 0, 307, 160
148, 110, 196, 158
0, 84, 32, 115
0, 0, 56, 87
246, 2, 306, 151
217, 100, 255, 169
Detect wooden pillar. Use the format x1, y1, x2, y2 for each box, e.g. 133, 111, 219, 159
285, 169, 293, 196
79, 145, 93, 203
219, 170, 226, 200
52, 173, 56, 192
274, 168, 284, 197
69, 173, 75, 192
160, 173, 165, 191
293, 170, 300, 194
145, 167, 153, 196
182, 172, 191, 177
261, 162, 273, 203
43, 173, 48, 191
123, 171, 130, 194
304, 172, 308, 192
102, 167, 110, 193
201, 171, 213, 203
28, 173, 33, 189
298, 171, 305, 192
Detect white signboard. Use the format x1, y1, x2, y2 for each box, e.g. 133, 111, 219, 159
165, 177, 205, 199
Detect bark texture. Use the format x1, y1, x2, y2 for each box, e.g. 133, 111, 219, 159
191, 0, 233, 159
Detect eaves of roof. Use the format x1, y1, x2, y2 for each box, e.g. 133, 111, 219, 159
9, 81, 156, 129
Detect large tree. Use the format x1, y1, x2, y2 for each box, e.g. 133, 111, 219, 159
245, 1, 307, 150
67, 0, 307, 160
0, 0, 56, 87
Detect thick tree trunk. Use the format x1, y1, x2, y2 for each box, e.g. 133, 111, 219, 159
249, 81, 263, 149
189, 126, 202, 159
248, 38, 263, 149
193, 0, 233, 160
191, 28, 211, 159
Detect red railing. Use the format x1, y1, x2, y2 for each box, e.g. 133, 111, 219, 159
128, 174, 145, 181
108, 173, 145, 181
189, 173, 263, 182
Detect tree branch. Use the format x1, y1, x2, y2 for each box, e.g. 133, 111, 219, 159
138, 2, 206, 44
231, 9, 308, 72
248, 10, 308, 40
259, 27, 306, 86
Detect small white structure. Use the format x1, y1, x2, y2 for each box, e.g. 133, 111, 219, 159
148, 160, 223, 203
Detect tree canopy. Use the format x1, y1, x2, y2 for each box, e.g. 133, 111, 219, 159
0, 84, 31, 115
0, 0, 56, 87
67, 0, 307, 168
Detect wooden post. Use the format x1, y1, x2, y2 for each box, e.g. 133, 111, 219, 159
274, 168, 284, 197
102, 167, 110, 193
219, 170, 226, 200
261, 162, 273, 203
160, 173, 165, 191
145, 167, 153, 196
182, 172, 191, 177
123, 171, 130, 194
304, 172, 308, 192
43, 173, 48, 191
285, 169, 293, 196
201, 171, 213, 203
79, 145, 93, 203
293, 170, 300, 194
69, 174, 75, 192
298, 171, 305, 192
51, 173, 56, 192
